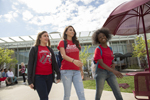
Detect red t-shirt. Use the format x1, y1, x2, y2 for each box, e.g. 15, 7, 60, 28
35, 45, 52, 75
94, 45, 114, 69
57, 40, 80, 70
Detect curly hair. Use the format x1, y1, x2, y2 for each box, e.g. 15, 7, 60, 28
92, 28, 112, 44
62, 25, 81, 51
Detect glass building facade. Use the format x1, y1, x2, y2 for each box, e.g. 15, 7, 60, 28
0, 32, 139, 77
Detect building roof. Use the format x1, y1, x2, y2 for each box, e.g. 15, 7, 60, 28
0, 31, 94, 43
0, 31, 139, 49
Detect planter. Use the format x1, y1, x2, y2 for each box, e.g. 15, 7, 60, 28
121, 69, 144, 72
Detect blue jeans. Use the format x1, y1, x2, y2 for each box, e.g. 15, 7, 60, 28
95, 68, 123, 100
10, 76, 17, 83
61, 70, 85, 100
35, 74, 53, 100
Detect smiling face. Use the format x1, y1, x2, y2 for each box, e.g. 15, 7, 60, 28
98, 33, 107, 44
40, 32, 49, 45
66, 27, 75, 38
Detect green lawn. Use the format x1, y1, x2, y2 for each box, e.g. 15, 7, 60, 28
83, 76, 134, 93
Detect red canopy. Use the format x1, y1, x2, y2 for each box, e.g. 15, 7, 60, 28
103, 0, 150, 71
103, 0, 150, 35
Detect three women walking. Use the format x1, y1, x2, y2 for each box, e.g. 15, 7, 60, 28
27, 27, 123, 100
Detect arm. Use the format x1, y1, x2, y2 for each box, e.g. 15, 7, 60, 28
2, 72, 4, 77
98, 59, 123, 78
21, 66, 23, 71
111, 63, 116, 69
6, 73, 8, 77
80, 67, 84, 79
7, 72, 10, 77
0, 72, 2, 78
50, 48, 60, 81
27, 47, 35, 85
60, 47, 83, 67
19, 67, 23, 72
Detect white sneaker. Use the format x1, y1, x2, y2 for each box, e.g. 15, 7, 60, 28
22, 82, 26, 85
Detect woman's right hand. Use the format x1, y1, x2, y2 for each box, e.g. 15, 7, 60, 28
112, 70, 123, 78
73, 60, 83, 67
29, 84, 34, 89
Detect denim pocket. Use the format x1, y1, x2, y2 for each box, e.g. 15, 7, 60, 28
97, 68, 105, 73
97, 68, 107, 77
60, 70, 67, 74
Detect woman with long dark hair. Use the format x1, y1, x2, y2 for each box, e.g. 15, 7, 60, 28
28, 31, 60, 100
57, 26, 85, 100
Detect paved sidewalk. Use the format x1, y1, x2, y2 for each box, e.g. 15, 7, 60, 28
0, 81, 138, 100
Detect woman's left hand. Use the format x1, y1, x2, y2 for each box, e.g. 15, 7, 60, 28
81, 71, 84, 79
56, 79, 61, 83
111, 63, 116, 69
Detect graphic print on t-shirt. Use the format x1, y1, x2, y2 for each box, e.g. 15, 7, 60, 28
66, 44, 79, 53
39, 50, 52, 64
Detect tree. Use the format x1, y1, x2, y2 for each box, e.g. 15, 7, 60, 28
132, 36, 150, 68
0, 48, 18, 69
80, 45, 92, 76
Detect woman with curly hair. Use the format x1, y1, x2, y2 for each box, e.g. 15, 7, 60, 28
57, 25, 85, 100
92, 28, 123, 100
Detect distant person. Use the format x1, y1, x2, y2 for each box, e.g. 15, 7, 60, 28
2, 69, 8, 78
28, 31, 60, 100
2, 69, 11, 85
92, 28, 123, 100
19, 62, 26, 85
7, 68, 17, 84
0, 68, 6, 81
0, 69, 2, 78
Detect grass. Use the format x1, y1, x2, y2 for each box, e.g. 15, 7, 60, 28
127, 65, 141, 69
83, 76, 134, 93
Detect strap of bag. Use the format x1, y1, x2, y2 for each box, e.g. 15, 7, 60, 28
95, 46, 112, 71
98, 46, 112, 56
63, 40, 67, 49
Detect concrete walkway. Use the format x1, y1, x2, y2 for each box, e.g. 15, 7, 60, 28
0, 81, 138, 100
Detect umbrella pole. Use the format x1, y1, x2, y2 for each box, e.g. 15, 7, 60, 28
141, 7, 150, 72
143, 32, 150, 71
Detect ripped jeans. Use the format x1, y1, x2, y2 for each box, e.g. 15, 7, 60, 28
61, 70, 85, 100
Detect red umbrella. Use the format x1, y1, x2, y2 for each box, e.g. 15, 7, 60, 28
103, 0, 150, 71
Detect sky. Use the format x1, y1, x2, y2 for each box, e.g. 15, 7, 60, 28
0, 0, 130, 38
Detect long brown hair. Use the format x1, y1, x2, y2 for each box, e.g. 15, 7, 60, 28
34, 31, 50, 47
62, 25, 81, 51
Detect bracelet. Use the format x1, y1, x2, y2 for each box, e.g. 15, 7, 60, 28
72, 59, 74, 63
